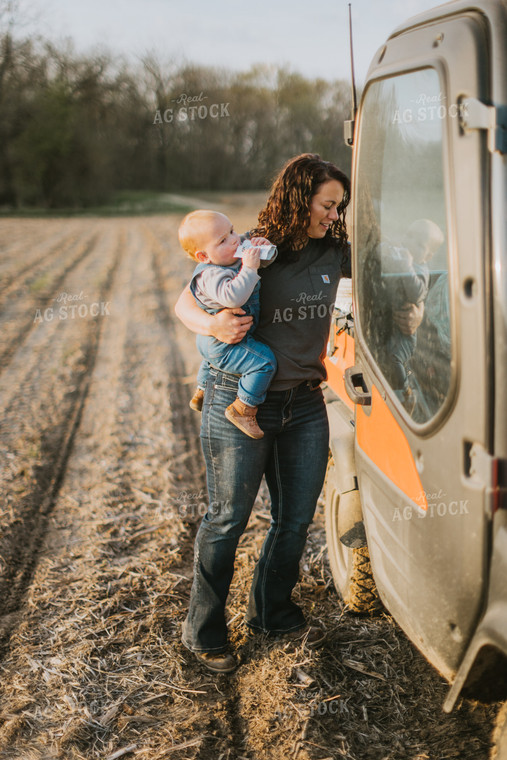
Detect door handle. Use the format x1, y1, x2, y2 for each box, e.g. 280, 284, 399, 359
344, 366, 372, 406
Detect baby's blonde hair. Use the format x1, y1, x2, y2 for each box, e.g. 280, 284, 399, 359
178, 210, 225, 261
407, 219, 444, 251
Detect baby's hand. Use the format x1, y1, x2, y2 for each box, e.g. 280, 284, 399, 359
249, 236, 271, 247
242, 247, 261, 270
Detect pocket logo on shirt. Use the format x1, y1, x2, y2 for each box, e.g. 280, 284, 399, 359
321, 274, 330, 284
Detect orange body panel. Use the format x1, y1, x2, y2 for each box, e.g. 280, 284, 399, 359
356, 385, 428, 511
324, 328, 355, 413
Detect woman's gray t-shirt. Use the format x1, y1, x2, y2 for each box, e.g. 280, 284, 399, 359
255, 236, 351, 391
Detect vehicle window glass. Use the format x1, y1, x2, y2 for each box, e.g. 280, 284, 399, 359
355, 68, 452, 424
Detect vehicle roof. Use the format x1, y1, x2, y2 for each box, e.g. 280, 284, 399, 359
367, 0, 507, 102
388, 0, 506, 39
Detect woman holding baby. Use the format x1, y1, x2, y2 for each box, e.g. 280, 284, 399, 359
175, 153, 351, 672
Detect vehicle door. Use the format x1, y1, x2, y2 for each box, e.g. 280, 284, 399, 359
349, 11, 492, 680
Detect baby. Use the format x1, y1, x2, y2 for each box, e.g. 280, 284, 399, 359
178, 210, 277, 439
381, 218, 444, 408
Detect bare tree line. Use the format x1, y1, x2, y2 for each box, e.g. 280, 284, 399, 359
0, 14, 352, 208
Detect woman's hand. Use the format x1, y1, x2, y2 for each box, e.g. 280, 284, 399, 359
393, 301, 424, 335
213, 308, 253, 343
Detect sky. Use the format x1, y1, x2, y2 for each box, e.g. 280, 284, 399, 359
17, 0, 449, 85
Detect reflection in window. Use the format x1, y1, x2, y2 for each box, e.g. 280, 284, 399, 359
355, 69, 452, 423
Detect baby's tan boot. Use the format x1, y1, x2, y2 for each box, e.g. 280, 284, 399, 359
225, 398, 264, 439
189, 388, 204, 412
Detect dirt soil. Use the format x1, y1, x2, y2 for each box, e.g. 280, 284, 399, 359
0, 195, 501, 760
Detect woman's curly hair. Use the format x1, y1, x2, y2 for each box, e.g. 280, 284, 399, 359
251, 153, 350, 258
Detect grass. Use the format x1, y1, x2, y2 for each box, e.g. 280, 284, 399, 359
29, 274, 52, 293
0, 190, 196, 218
0, 189, 269, 218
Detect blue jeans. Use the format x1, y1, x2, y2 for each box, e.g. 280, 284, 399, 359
196, 360, 210, 390
387, 327, 417, 390
181, 369, 330, 653
195, 333, 276, 407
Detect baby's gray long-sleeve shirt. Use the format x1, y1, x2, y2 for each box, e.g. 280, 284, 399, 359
193, 262, 260, 310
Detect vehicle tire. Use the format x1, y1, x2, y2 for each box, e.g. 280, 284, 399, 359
324, 459, 381, 614
491, 702, 507, 760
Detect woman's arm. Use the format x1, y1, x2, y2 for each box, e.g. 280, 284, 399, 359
174, 285, 253, 344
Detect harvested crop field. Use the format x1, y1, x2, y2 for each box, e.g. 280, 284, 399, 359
0, 195, 501, 760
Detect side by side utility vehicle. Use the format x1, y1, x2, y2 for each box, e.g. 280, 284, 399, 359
323, 0, 507, 755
